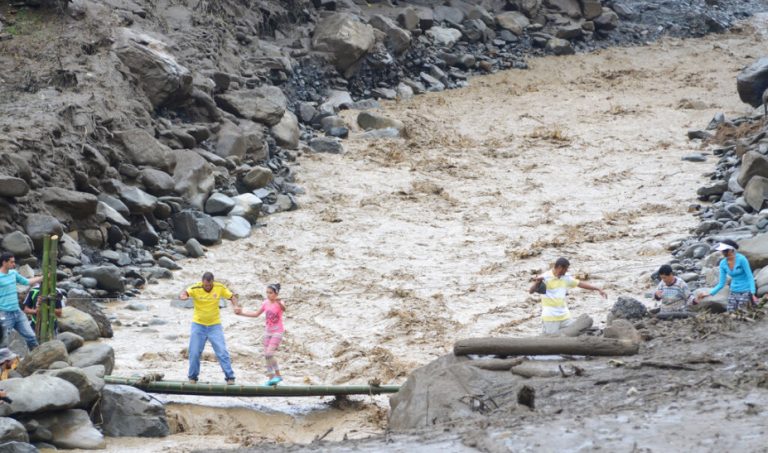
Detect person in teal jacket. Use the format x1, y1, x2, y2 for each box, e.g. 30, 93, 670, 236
697, 240, 757, 312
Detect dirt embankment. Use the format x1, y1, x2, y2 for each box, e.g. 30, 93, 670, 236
91, 15, 768, 452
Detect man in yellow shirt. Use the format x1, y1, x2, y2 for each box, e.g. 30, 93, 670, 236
179, 272, 240, 384
529, 257, 607, 335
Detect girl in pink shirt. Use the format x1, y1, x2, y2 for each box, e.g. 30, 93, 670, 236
235, 283, 285, 386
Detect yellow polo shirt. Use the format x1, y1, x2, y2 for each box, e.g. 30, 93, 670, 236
186, 282, 233, 326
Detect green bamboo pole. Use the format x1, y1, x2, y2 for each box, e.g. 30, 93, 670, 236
104, 376, 401, 397
44, 235, 59, 342
36, 236, 51, 339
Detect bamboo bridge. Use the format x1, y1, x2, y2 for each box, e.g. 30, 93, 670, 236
105, 376, 401, 397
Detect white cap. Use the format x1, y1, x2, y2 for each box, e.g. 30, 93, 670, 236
715, 242, 735, 251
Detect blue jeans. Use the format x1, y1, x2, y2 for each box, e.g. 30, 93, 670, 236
1, 309, 38, 350
188, 322, 234, 381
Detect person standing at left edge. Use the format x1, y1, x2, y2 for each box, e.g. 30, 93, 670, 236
179, 272, 240, 384
0, 253, 42, 350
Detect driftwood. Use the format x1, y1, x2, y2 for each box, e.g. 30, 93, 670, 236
467, 357, 525, 371
654, 311, 696, 320
558, 314, 594, 337
454, 336, 639, 357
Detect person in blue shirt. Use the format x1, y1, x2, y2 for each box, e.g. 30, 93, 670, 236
0, 252, 42, 349
697, 240, 757, 312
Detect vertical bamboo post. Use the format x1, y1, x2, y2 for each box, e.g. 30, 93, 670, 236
36, 236, 51, 339
45, 235, 59, 342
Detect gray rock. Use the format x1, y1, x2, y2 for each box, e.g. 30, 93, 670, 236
420, 72, 445, 91
744, 176, 768, 211
114, 28, 192, 109
298, 102, 317, 123
312, 13, 376, 76
64, 291, 111, 341
140, 168, 176, 196
24, 214, 64, 251
0, 418, 29, 443
185, 238, 205, 258
544, 0, 581, 17
372, 88, 397, 100
309, 137, 344, 154
242, 166, 274, 191
0, 176, 29, 198
68, 343, 115, 375
697, 181, 728, 198
59, 307, 100, 341
496, 11, 530, 35
215, 86, 287, 126
172, 210, 222, 245
397, 7, 420, 31
682, 153, 707, 162
433, 6, 465, 26
97, 193, 130, 217
58, 233, 81, 260
42, 367, 104, 408
1, 232, 33, 258
229, 193, 262, 224
214, 120, 247, 159
99, 385, 169, 437
218, 216, 252, 240
157, 256, 181, 270
581, 0, 603, 19
594, 9, 619, 30
0, 375, 79, 416
35, 408, 105, 449
56, 332, 84, 353
319, 90, 354, 113
204, 193, 236, 216
510, 0, 542, 17
755, 266, 768, 289
41, 188, 98, 217
369, 14, 412, 55
696, 220, 723, 235
126, 303, 149, 311
397, 83, 414, 100
119, 186, 158, 215
546, 37, 574, 55
327, 127, 349, 138
556, 24, 584, 40
739, 232, 768, 268
17, 340, 68, 377
80, 266, 125, 293
425, 26, 462, 47
97, 201, 130, 227
271, 110, 300, 150
609, 296, 648, 321
737, 56, 768, 108
173, 150, 215, 211
0, 441, 36, 452
115, 130, 175, 172
320, 115, 346, 133
738, 151, 768, 187
357, 112, 405, 133
467, 5, 494, 26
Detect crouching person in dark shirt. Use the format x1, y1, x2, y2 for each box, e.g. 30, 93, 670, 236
22, 285, 65, 335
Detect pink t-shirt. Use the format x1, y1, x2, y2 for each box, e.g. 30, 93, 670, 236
262, 299, 284, 334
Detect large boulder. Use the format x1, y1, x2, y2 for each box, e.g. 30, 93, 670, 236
80, 266, 124, 293
59, 233, 82, 259
204, 193, 235, 216
0, 375, 79, 416
0, 418, 28, 444
173, 150, 215, 211
744, 176, 768, 211
581, 0, 603, 19
24, 214, 63, 251
242, 166, 273, 190
270, 111, 300, 149
510, 0, 542, 17
41, 188, 98, 217
0, 176, 29, 198
594, 9, 619, 30
114, 27, 192, 108
214, 121, 246, 159
425, 26, 462, 47
98, 193, 130, 217
140, 168, 176, 196
215, 216, 251, 240
43, 367, 105, 408
740, 233, 768, 268
68, 343, 115, 375
544, 0, 582, 17
97, 201, 131, 227
1, 232, 33, 258
738, 151, 768, 187
0, 442, 36, 452
56, 332, 85, 352
215, 86, 287, 126
115, 130, 175, 172
99, 385, 170, 437
172, 210, 222, 245
118, 185, 159, 215
357, 112, 405, 133
34, 409, 105, 449
17, 340, 68, 377
495, 12, 530, 35
389, 354, 520, 430
608, 296, 647, 321
309, 137, 344, 154
66, 289, 113, 338
737, 57, 768, 108
312, 13, 376, 76
59, 307, 101, 341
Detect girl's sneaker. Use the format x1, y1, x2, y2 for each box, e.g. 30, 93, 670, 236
266, 376, 283, 386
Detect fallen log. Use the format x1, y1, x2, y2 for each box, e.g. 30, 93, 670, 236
654, 311, 696, 320
454, 336, 639, 357
467, 357, 525, 371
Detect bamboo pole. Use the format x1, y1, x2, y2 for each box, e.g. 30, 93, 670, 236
44, 235, 59, 342
104, 376, 401, 397
36, 236, 51, 339
453, 336, 639, 357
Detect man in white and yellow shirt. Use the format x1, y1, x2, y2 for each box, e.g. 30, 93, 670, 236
179, 272, 240, 384
529, 257, 607, 335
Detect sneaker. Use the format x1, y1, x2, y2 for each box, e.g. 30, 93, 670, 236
267, 376, 283, 386
188, 378, 198, 384
226, 378, 236, 385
